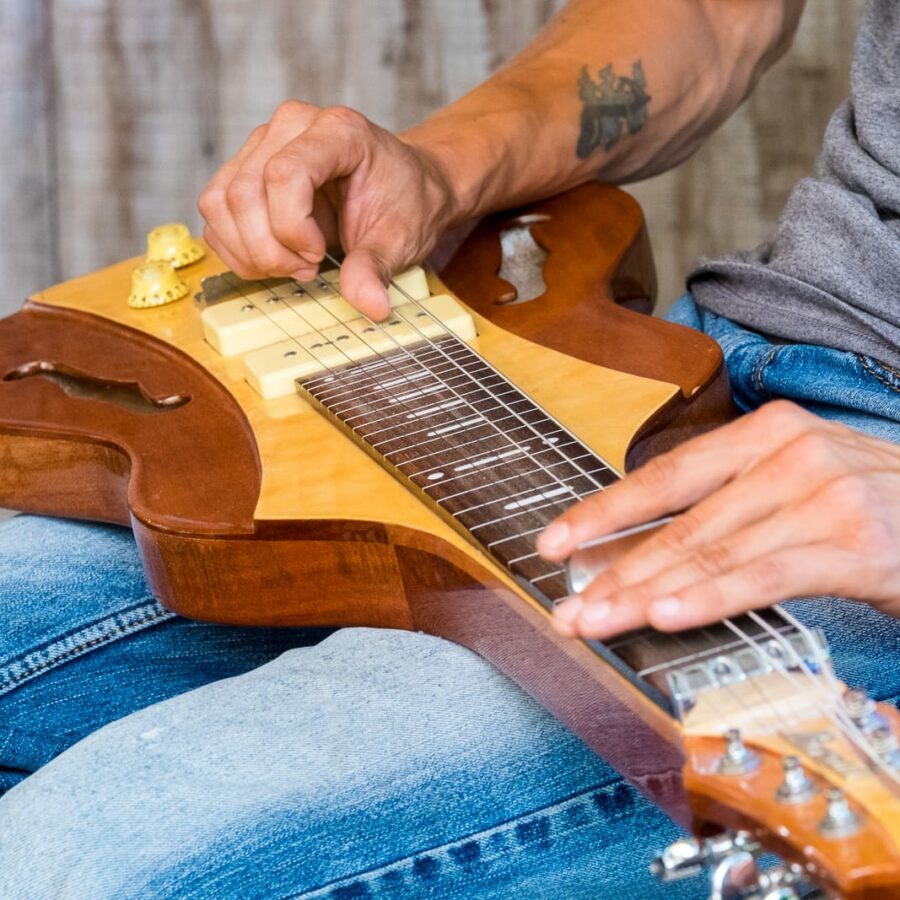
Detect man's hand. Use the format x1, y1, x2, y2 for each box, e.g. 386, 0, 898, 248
198, 101, 458, 319
537, 400, 900, 638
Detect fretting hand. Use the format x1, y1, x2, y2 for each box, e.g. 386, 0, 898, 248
537, 400, 900, 638
198, 101, 458, 320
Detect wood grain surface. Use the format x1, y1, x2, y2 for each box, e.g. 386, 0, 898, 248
0, 1, 865, 317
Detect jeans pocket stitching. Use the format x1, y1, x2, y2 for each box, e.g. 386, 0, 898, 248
857, 355, 900, 394
0, 600, 176, 698
291, 779, 645, 898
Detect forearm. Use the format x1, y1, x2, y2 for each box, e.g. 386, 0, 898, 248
402, 0, 804, 224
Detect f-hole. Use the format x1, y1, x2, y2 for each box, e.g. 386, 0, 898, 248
4, 361, 191, 415
495, 214, 551, 305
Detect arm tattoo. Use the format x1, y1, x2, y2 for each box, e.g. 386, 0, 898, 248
576, 60, 650, 159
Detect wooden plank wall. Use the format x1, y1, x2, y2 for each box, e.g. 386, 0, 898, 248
0, 0, 865, 318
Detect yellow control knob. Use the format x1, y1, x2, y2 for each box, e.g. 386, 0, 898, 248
145, 222, 205, 269
128, 260, 190, 309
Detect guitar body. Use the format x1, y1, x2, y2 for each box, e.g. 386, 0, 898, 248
3, 184, 897, 895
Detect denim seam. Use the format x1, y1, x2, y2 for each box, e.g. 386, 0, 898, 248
0, 600, 176, 698
290, 779, 635, 898
857, 355, 900, 394
750, 347, 778, 398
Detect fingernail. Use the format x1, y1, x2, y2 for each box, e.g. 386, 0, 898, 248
650, 596, 682, 623
579, 599, 612, 629
538, 522, 570, 554
551, 594, 582, 624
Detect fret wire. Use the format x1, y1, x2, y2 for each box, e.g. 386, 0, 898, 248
486, 526, 546, 549
435, 466, 607, 511
313, 358, 496, 406
506, 550, 541, 566
467, 489, 602, 532
335, 377, 516, 419
341, 381, 521, 422
528, 569, 567, 584
341, 386, 528, 431
323, 251, 616, 498
228, 279, 553, 543
358, 397, 534, 441
447, 471, 599, 517
367, 406, 552, 449
316, 359, 507, 407
385, 426, 569, 464
419, 451, 602, 492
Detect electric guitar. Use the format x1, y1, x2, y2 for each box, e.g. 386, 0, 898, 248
1, 183, 897, 897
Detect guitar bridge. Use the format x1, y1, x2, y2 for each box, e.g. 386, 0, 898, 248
667, 628, 831, 723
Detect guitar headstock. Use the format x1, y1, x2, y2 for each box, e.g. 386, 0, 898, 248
669, 620, 900, 898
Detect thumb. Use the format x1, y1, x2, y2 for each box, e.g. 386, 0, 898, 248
339, 245, 396, 320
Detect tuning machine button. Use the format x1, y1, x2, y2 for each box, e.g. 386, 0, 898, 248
146, 222, 205, 269
843, 689, 878, 730
128, 260, 190, 309
818, 788, 861, 838
717, 729, 761, 776
870, 725, 900, 768
775, 756, 817, 804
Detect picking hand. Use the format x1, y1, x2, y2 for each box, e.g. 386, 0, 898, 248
198, 101, 457, 319
537, 400, 900, 638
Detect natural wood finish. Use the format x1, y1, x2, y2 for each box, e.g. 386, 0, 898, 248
440, 183, 720, 398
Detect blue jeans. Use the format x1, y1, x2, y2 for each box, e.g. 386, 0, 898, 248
0, 296, 898, 899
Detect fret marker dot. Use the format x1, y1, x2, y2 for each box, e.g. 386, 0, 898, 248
363, 326, 376, 333
428, 472, 444, 481
283, 350, 297, 358
240, 304, 254, 312
336, 334, 350, 341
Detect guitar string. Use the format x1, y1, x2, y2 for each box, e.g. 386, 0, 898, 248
222, 273, 581, 586
661, 625, 801, 740
229, 270, 805, 741
368, 259, 899, 763
725, 614, 899, 785
213, 266, 874, 752
758, 607, 899, 783
278, 269, 610, 506
322, 250, 620, 493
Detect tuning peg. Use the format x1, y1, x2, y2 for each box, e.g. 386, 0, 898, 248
843, 689, 877, 729
818, 788, 860, 838
146, 222, 205, 269
870, 725, 900, 768
775, 756, 816, 804
717, 729, 761, 776
128, 260, 190, 309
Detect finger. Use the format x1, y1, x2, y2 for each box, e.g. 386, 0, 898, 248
203, 223, 246, 275
644, 543, 861, 632
551, 589, 648, 639
225, 102, 325, 276
198, 125, 269, 274
580, 494, 831, 631
581, 426, 858, 597
537, 401, 829, 561
264, 108, 370, 269
339, 245, 394, 319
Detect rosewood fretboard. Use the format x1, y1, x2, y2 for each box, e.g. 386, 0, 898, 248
297, 333, 800, 710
